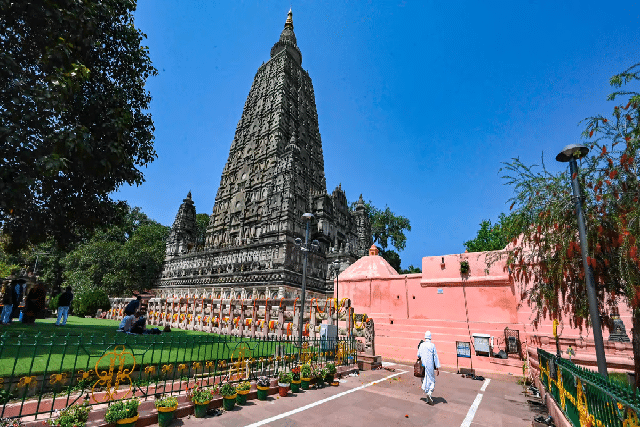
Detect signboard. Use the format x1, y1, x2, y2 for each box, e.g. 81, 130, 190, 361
456, 341, 471, 358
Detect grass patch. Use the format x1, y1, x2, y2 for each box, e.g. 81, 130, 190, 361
0, 316, 299, 378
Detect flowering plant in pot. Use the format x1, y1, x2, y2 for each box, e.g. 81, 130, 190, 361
48, 402, 91, 427
154, 396, 178, 427
278, 372, 292, 397
219, 382, 237, 411
256, 376, 270, 400
314, 367, 328, 388
290, 366, 301, 393
300, 364, 312, 390
105, 398, 139, 427
235, 381, 251, 405
325, 363, 337, 385
187, 384, 215, 418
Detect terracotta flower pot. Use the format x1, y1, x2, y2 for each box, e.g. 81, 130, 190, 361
278, 383, 289, 397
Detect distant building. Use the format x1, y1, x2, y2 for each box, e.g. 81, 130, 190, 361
159, 10, 372, 299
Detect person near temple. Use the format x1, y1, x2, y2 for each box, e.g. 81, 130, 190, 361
130, 312, 147, 334
22, 281, 46, 324
1, 282, 14, 324
118, 312, 138, 333
417, 330, 440, 405
124, 295, 141, 316
55, 286, 73, 326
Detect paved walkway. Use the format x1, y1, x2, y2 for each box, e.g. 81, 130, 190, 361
159, 362, 545, 427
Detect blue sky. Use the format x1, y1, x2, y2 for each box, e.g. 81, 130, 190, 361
117, 1, 640, 269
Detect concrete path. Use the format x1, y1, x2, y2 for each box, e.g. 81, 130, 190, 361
158, 363, 544, 427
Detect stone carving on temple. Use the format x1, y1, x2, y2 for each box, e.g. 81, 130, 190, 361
159, 10, 372, 298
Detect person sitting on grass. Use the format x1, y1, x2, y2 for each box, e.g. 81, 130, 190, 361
118, 312, 138, 333
130, 312, 147, 334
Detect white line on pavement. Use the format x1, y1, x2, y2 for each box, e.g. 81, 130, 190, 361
460, 378, 491, 427
243, 370, 409, 427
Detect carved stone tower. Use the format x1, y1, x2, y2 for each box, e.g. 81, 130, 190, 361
159, 10, 372, 297
165, 192, 196, 258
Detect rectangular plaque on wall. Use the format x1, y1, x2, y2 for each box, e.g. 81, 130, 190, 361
437, 288, 443, 294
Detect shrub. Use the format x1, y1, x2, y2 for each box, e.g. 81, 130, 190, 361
236, 381, 251, 392
48, 294, 60, 311
48, 402, 90, 427
187, 384, 215, 404
256, 376, 270, 388
291, 366, 300, 381
301, 364, 312, 379
459, 260, 470, 275
154, 395, 178, 409
105, 399, 139, 424
218, 382, 236, 397
325, 363, 336, 375
278, 372, 292, 384
73, 289, 111, 317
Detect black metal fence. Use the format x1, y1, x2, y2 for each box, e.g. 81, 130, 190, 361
0, 332, 357, 419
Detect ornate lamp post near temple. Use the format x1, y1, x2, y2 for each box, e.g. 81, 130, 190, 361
556, 143, 608, 378
294, 213, 319, 350
330, 260, 341, 324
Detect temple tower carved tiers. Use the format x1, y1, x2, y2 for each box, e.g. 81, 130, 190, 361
165, 192, 196, 258
159, 10, 372, 297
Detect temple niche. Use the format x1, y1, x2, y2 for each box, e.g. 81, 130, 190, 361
158, 10, 372, 298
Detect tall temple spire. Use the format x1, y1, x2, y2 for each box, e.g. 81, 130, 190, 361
285, 8, 293, 30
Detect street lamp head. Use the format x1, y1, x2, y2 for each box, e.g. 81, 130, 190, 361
294, 237, 302, 247
311, 240, 320, 250
302, 213, 314, 221
332, 260, 340, 269
556, 144, 589, 163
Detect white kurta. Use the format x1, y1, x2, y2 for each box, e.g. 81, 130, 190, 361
417, 339, 440, 394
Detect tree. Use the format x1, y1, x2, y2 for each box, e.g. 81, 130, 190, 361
464, 213, 521, 252
500, 63, 639, 383
195, 214, 210, 251
62, 206, 169, 296
400, 265, 422, 274
0, 0, 157, 252
353, 201, 412, 270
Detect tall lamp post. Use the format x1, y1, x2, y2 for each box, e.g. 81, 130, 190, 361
294, 213, 319, 350
556, 144, 608, 378
330, 260, 340, 324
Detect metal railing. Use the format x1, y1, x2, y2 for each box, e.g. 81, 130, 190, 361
0, 332, 357, 419
538, 348, 640, 427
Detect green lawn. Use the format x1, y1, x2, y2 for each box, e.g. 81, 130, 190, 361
0, 316, 299, 378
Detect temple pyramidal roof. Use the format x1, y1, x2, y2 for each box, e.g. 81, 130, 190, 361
339, 245, 399, 280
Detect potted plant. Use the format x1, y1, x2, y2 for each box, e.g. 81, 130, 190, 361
278, 372, 292, 397
256, 376, 270, 401
219, 382, 237, 411
235, 380, 251, 405
187, 384, 215, 418
290, 366, 301, 393
154, 395, 178, 427
314, 367, 328, 388
325, 363, 338, 385
105, 398, 139, 427
48, 402, 91, 427
300, 364, 312, 390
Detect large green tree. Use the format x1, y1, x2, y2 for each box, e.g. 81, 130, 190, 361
354, 201, 412, 271
500, 63, 639, 382
62, 206, 169, 296
464, 213, 521, 252
0, 0, 157, 252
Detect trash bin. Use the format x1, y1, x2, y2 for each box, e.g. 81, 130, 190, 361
472, 333, 491, 356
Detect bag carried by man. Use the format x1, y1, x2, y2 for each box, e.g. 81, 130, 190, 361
414, 357, 425, 377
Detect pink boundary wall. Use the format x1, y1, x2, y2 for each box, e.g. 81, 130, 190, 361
338, 247, 634, 375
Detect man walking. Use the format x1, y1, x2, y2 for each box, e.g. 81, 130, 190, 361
55, 287, 73, 326
417, 330, 440, 404
1, 281, 14, 324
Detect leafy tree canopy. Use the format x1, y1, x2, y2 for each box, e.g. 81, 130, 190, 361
62, 206, 169, 296
499, 63, 640, 333
352, 200, 412, 270
195, 213, 210, 250
464, 213, 521, 252
0, 0, 157, 252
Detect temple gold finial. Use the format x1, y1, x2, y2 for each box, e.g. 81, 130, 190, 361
285, 8, 293, 30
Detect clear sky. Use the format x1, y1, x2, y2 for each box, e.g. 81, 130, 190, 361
116, 1, 640, 269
